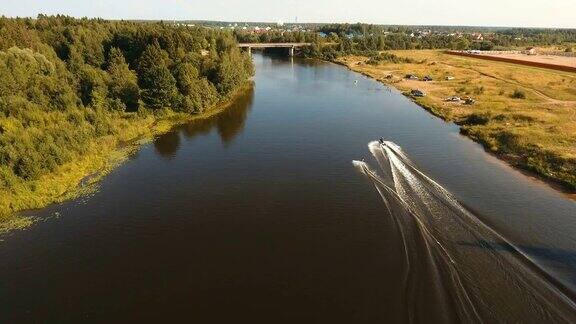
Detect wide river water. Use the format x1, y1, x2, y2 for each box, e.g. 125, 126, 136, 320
1, 53, 576, 323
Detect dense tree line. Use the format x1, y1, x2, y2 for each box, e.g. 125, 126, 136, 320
317, 23, 576, 50
234, 30, 320, 44
0, 15, 253, 190
235, 23, 576, 60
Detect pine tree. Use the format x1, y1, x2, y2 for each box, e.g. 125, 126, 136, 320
107, 47, 139, 111
137, 42, 177, 109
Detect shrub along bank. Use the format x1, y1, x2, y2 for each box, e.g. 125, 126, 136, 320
0, 16, 254, 224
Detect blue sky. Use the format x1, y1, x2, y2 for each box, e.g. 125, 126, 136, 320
2, 0, 575, 28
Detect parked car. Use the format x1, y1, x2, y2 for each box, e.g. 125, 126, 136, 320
405, 74, 419, 80
445, 76, 455, 80
446, 96, 461, 102
464, 98, 476, 105
411, 89, 426, 97
423, 76, 433, 81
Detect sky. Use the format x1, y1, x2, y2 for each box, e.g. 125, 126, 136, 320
2, 0, 575, 28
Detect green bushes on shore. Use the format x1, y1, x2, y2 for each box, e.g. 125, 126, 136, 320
0, 16, 253, 220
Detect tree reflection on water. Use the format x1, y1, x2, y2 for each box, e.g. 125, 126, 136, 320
154, 87, 254, 158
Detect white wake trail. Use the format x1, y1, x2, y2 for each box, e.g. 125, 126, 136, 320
353, 140, 576, 323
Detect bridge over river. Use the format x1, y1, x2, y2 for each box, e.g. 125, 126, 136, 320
238, 43, 312, 56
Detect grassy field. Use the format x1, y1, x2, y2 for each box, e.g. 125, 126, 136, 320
0, 85, 252, 233
336, 50, 576, 191
473, 52, 576, 69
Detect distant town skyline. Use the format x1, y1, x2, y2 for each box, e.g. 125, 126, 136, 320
2, 0, 575, 29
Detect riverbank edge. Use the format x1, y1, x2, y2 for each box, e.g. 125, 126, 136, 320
0, 83, 254, 233
330, 57, 576, 196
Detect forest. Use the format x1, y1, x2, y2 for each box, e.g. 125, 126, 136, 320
233, 23, 576, 60
0, 15, 253, 220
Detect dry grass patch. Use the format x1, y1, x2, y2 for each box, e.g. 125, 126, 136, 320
337, 51, 576, 190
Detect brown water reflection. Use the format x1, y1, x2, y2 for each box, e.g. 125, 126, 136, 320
185, 88, 253, 143
155, 88, 254, 158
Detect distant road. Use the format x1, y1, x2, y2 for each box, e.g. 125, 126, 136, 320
446, 50, 576, 73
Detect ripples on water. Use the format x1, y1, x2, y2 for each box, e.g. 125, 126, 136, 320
3, 55, 576, 323
354, 141, 576, 323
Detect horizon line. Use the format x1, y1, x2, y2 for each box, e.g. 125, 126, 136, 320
2, 14, 575, 30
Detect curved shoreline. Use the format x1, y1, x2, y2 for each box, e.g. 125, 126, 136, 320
329, 56, 576, 197
0, 84, 254, 233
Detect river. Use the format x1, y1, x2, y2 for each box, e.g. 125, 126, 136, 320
1, 53, 576, 323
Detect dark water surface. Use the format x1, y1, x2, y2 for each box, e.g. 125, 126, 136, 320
1, 54, 576, 323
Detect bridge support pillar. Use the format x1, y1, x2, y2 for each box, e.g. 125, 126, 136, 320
247, 47, 252, 56
289, 46, 295, 57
